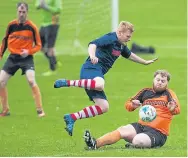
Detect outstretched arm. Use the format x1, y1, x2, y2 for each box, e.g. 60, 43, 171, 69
128, 52, 158, 65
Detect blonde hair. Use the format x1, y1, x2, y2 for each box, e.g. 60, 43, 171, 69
117, 21, 134, 33
154, 70, 171, 81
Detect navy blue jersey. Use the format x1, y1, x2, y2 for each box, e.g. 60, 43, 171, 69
84, 32, 131, 74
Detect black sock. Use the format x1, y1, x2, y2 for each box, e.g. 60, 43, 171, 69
49, 56, 57, 71
44, 52, 50, 59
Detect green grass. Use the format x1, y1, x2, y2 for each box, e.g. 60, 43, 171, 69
0, 0, 187, 157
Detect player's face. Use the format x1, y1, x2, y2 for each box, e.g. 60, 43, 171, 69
119, 30, 133, 43
153, 74, 168, 92
17, 5, 27, 23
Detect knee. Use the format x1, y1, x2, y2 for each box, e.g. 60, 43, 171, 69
117, 125, 136, 141
94, 77, 105, 91
132, 134, 151, 148
96, 83, 104, 91
101, 102, 109, 113
48, 48, 54, 56
96, 100, 109, 113
27, 79, 36, 87
0, 79, 7, 88
117, 126, 131, 138
132, 137, 145, 147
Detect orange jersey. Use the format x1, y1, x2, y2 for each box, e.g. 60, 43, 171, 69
125, 88, 180, 136
0, 19, 41, 57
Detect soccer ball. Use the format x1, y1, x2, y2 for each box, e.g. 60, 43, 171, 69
139, 105, 156, 122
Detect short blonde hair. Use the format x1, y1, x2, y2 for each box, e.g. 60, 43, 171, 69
117, 21, 134, 33
154, 70, 171, 81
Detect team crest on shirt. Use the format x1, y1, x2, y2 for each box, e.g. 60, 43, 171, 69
112, 49, 121, 56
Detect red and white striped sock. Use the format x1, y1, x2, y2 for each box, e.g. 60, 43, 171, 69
67, 79, 96, 89
70, 105, 103, 121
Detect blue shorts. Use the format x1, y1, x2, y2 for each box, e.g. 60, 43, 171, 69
80, 63, 107, 102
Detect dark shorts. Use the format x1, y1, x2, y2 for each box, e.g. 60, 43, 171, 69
131, 123, 167, 148
40, 25, 59, 48
2, 54, 35, 76
80, 63, 107, 102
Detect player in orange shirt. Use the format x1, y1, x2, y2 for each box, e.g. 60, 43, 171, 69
0, 2, 45, 117
83, 70, 180, 149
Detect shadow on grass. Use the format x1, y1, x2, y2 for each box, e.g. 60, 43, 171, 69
84, 145, 187, 151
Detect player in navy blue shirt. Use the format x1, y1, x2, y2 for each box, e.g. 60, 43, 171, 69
54, 21, 158, 136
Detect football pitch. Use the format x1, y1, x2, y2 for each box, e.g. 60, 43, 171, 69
0, 0, 187, 157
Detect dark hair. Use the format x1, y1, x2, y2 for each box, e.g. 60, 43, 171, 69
17, 2, 28, 11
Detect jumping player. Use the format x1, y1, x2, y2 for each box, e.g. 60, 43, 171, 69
54, 21, 158, 136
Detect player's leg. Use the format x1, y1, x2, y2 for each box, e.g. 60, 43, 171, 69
83, 130, 97, 149
70, 97, 109, 120
123, 122, 147, 148
0, 70, 11, 116
39, 26, 48, 57
83, 129, 120, 150
61, 67, 107, 136
118, 123, 142, 143
21, 56, 45, 117
42, 25, 60, 76
131, 133, 152, 148
64, 98, 108, 136
0, 87, 9, 113
63, 77, 107, 136
55, 76, 104, 90
54, 68, 105, 91
84, 124, 138, 149
25, 69, 45, 117
40, 26, 53, 76
48, 25, 60, 70
132, 126, 167, 148
54, 78, 97, 89
54, 77, 105, 91
0, 55, 19, 116
64, 90, 108, 136
40, 26, 49, 57
63, 88, 108, 136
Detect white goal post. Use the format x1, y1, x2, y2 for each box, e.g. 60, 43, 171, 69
111, 0, 119, 31
57, 0, 119, 54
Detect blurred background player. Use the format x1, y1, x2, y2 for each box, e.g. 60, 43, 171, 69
83, 70, 180, 149
35, 0, 62, 76
54, 21, 158, 136
0, 2, 45, 117
131, 42, 155, 54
